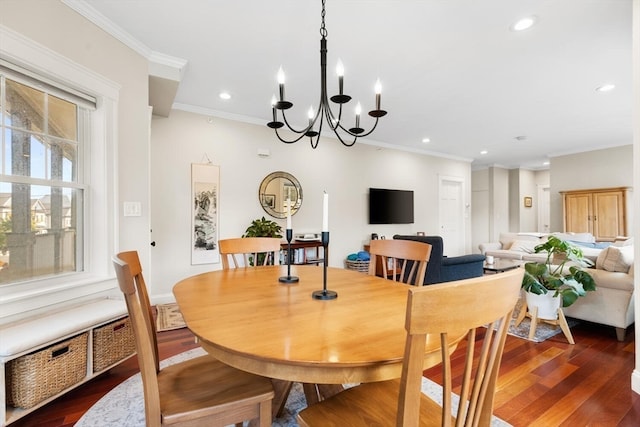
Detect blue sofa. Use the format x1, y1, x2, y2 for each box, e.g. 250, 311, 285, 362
393, 235, 485, 285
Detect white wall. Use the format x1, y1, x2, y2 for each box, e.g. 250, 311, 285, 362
471, 169, 489, 253
507, 168, 544, 233
549, 145, 634, 232
149, 110, 472, 298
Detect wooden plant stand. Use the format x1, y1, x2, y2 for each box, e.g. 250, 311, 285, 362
514, 300, 575, 344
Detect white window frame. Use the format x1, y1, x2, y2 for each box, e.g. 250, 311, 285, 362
0, 25, 119, 321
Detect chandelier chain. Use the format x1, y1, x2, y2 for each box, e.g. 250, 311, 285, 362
320, 0, 327, 39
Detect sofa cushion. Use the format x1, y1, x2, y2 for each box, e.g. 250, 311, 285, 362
498, 232, 542, 248
588, 268, 634, 292
508, 239, 538, 252
596, 245, 634, 273
613, 237, 634, 247
484, 249, 524, 260
521, 253, 548, 263
551, 232, 596, 243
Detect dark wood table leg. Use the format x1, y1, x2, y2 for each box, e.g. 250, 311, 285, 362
270, 379, 294, 418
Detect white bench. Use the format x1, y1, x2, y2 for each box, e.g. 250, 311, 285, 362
0, 298, 133, 426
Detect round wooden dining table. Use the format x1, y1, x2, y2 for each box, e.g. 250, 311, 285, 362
173, 265, 462, 412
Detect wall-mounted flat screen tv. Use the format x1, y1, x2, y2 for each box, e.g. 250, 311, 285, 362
368, 188, 414, 224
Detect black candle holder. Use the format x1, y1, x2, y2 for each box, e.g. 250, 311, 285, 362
279, 228, 299, 284
312, 231, 337, 300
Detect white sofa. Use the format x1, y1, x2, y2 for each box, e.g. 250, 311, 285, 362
478, 232, 606, 263
563, 244, 635, 341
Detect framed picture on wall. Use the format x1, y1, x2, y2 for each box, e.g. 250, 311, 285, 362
524, 196, 533, 208
191, 163, 220, 265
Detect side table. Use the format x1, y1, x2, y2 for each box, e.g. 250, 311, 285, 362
483, 258, 521, 274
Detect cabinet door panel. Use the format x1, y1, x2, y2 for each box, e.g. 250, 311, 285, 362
593, 192, 625, 240
564, 194, 592, 233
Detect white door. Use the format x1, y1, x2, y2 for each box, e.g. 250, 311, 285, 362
439, 176, 465, 256
537, 185, 551, 233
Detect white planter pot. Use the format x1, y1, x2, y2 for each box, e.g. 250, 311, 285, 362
525, 290, 562, 320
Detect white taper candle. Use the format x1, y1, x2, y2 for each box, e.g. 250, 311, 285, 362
322, 192, 329, 232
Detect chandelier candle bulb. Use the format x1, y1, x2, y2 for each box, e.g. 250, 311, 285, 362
336, 59, 344, 94
277, 67, 286, 101
308, 106, 314, 126
271, 95, 277, 121
375, 79, 382, 110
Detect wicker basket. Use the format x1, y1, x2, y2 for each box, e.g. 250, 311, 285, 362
345, 259, 370, 273
93, 317, 136, 372
6, 332, 88, 409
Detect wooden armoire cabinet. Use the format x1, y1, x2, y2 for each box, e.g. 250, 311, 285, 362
560, 187, 630, 241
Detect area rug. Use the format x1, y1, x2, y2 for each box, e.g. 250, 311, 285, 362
75, 347, 512, 427
155, 303, 185, 332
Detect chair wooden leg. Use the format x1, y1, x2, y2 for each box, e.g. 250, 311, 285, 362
259, 399, 272, 427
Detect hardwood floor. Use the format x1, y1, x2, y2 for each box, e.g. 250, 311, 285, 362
7, 320, 640, 426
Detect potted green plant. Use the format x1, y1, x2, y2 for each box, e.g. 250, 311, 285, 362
242, 216, 283, 266
522, 236, 596, 318
242, 216, 283, 238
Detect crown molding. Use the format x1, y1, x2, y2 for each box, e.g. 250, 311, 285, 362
62, 0, 152, 58
62, 0, 188, 82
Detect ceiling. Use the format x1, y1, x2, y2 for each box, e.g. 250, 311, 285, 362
71, 0, 633, 170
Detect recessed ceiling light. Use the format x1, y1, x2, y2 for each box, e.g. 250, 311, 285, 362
510, 16, 537, 32
596, 84, 615, 92
543, 161, 550, 166
219, 92, 231, 100
422, 138, 431, 144
480, 150, 488, 155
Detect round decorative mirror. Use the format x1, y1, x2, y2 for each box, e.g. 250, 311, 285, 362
258, 171, 303, 219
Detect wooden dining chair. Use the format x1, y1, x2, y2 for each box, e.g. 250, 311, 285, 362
368, 238, 432, 285
297, 267, 524, 427
112, 251, 274, 427
219, 237, 282, 269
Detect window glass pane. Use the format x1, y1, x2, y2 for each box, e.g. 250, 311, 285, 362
6, 79, 44, 133
50, 138, 77, 182
5, 129, 45, 178
0, 184, 82, 284
48, 94, 77, 140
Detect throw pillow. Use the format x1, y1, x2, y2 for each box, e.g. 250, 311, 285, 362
508, 239, 538, 252
597, 246, 634, 273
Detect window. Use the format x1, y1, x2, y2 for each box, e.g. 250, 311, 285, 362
0, 26, 118, 319
0, 69, 90, 284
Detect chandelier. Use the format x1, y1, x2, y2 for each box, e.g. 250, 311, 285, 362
267, 0, 387, 148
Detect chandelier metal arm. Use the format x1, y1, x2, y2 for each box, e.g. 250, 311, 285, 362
273, 127, 310, 144
280, 109, 313, 135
